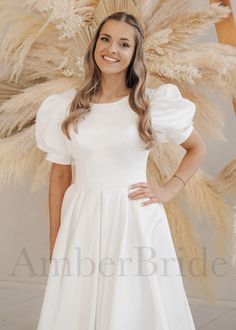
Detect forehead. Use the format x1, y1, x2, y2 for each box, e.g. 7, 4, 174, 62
100, 20, 136, 42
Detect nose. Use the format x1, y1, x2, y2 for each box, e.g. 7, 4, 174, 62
107, 42, 118, 54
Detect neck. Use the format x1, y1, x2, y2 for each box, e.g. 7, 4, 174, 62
97, 73, 129, 98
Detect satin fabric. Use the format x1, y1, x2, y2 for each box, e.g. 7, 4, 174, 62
35, 84, 196, 330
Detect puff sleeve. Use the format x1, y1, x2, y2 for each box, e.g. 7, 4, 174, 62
35, 93, 72, 165
150, 84, 196, 145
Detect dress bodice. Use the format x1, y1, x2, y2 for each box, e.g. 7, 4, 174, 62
35, 84, 196, 187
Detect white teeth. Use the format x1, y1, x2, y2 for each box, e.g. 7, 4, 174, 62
103, 56, 119, 63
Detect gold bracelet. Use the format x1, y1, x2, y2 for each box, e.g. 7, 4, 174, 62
173, 174, 186, 186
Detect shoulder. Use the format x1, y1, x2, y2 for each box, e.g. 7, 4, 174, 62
145, 84, 196, 144
49, 87, 77, 109
145, 83, 182, 99
56, 88, 77, 103
146, 83, 196, 116
35, 88, 76, 164
36, 87, 77, 134
37, 88, 77, 119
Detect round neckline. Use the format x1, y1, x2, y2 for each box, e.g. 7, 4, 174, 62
92, 94, 129, 106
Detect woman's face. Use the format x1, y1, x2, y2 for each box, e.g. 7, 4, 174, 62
94, 20, 136, 75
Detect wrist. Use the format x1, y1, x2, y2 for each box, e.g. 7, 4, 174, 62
173, 174, 186, 186
164, 176, 185, 196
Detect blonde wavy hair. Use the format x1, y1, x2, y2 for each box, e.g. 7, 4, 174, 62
62, 11, 157, 150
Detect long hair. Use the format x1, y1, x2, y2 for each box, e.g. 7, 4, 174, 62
61, 11, 157, 150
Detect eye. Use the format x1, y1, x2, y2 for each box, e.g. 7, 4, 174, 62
120, 43, 130, 48
100, 37, 130, 47
100, 37, 109, 42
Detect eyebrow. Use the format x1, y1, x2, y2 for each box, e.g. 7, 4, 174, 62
100, 33, 132, 43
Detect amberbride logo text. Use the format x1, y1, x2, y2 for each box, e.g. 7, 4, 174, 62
10, 246, 228, 278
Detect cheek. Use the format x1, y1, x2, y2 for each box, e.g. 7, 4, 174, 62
94, 46, 104, 63
94, 42, 104, 56
94, 44, 100, 55
123, 50, 134, 63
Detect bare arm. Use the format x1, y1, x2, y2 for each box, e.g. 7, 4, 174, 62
49, 163, 72, 262
164, 128, 207, 196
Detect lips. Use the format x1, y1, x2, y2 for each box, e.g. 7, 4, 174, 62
102, 55, 119, 63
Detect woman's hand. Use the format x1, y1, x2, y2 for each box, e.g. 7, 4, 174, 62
128, 182, 176, 206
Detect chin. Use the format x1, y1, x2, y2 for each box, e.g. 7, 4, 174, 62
96, 59, 127, 74
98, 65, 121, 73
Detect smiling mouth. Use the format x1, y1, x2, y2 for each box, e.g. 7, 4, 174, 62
101, 55, 120, 64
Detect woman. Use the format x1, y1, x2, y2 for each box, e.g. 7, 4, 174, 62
35, 11, 206, 330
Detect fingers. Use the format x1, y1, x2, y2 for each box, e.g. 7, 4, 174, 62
128, 182, 148, 189
128, 188, 150, 199
141, 196, 160, 206
141, 198, 154, 206
128, 182, 161, 206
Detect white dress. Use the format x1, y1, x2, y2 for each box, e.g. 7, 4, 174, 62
35, 84, 196, 330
